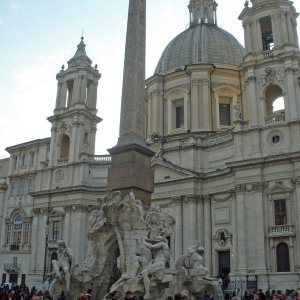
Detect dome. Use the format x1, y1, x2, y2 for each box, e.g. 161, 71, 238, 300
154, 23, 246, 75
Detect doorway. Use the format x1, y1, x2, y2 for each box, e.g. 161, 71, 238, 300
218, 251, 230, 289
9, 273, 18, 284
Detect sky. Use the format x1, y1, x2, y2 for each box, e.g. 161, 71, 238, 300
0, 0, 300, 159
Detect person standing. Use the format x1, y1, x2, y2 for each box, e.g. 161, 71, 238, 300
85, 289, 93, 300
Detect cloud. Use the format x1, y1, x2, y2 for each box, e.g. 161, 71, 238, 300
9, 2, 23, 12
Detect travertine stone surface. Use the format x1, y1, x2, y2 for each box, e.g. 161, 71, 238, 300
118, 0, 146, 148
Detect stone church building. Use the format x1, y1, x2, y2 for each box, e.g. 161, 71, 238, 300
1, 0, 300, 292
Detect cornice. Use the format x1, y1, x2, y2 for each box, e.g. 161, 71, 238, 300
64, 204, 97, 213
6, 138, 51, 154
30, 185, 106, 197
228, 151, 300, 169
33, 207, 53, 216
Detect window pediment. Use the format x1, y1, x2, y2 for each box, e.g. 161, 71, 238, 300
213, 85, 240, 97
267, 183, 293, 195
165, 88, 188, 100
5, 209, 27, 222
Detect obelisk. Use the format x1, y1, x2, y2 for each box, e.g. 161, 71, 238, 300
107, 0, 154, 205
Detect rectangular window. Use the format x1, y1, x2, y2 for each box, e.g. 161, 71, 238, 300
219, 103, 231, 126
20, 155, 27, 168
13, 230, 22, 245
52, 221, 60, 241
274, 199, 287, 225
31, 152, 35, 166
11, 181, 16, 194
23, 223, 30, 244
19, 179, 25, 194
6, 224, 12, 244
176, 106, 184, 128
13, 157, 17, 169
12, 257, 17, 268
28, 178, 33, 193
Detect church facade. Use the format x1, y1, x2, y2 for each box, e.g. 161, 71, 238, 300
1, 0, 300, 292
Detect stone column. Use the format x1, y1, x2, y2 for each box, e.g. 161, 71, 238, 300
79, 75, 88, 104
203, 195, 212, 271
191, 77, 200, 131
55, 82, 63, 109
196, 195, 204, 246
152, 89, 164, 135
246, 71, 259, 127
274, 14, 283, 47
246, 22, 252, 53
48, 126, 57, 167
72, 78, 81, 104
63, 208, 71, 245
86, 82, 97, 110
254, 184, 267, 274
292, 178, 300, 270
200, 78, 212, 131
0, 180, 8, 229
235, 185, 247, 274
256, 20, 263, 51
183, 195, 197, 253
174, 196, 183, 259
90, 126, 97, 154
60, 82, 68, 108
68, 206, 87, 262
285, 67, 297, 121
287, 14, 295, 45
281, 12, 289, 44
30, 213, 38, 271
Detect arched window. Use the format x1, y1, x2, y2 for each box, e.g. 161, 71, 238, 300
265, 85, 285, 116
277, 243, 290, 272
260, 16, 274, 51
60, 135, 70, 159
13, 214, 23, 246
5, 213, 30, 251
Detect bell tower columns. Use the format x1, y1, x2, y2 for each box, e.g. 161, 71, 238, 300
239, 0, 300, 128
48, 38, 101, 167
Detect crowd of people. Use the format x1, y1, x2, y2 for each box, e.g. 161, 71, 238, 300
107, 289, 214, 300
0, 285, 91, 300
2, 285, 300, 300
245, 289, 300, 300
0, 284, 55, 300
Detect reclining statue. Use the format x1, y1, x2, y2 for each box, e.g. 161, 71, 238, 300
176, 241, 208, 273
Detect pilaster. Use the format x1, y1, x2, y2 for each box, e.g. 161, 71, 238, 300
203, 194, 212, 271
234, 185, 247, 274
182, 195, 198, 253
174, 196, 183, 259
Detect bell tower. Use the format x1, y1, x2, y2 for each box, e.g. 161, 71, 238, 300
239, 0, 300, 127
47, 37, 101, 167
